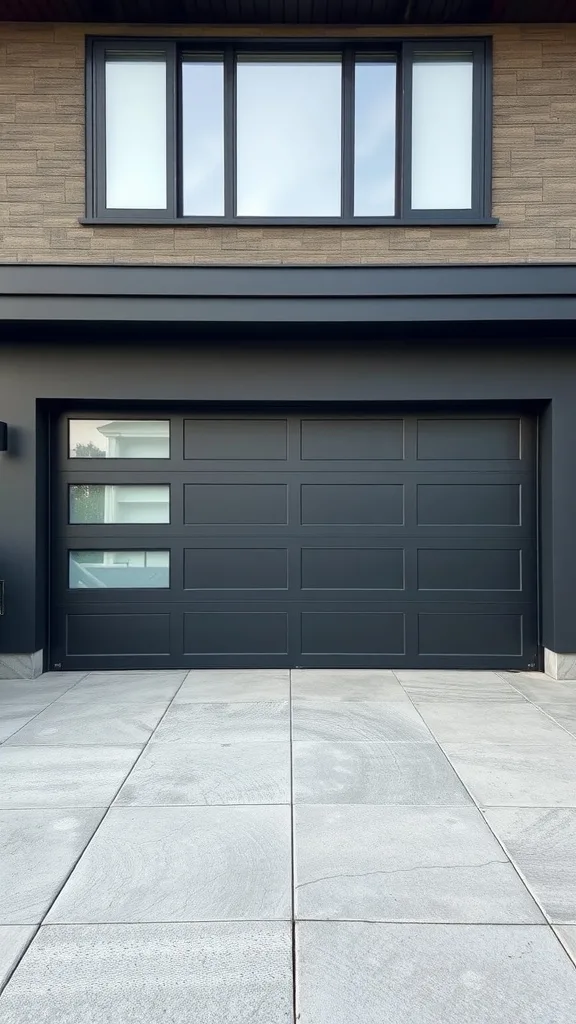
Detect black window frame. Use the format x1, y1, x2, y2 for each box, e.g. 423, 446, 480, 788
84, 36, 495, 228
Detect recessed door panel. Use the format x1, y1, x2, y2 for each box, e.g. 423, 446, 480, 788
185, 547, 288, 590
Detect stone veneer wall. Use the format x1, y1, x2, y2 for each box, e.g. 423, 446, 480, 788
1, 21, 576, 265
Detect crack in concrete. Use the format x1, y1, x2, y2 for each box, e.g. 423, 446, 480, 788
296, 860, 509, 889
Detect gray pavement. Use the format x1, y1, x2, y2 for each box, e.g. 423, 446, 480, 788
1, 667, 576, 1022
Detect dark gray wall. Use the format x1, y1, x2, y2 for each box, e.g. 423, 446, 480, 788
0, 334, 574, 659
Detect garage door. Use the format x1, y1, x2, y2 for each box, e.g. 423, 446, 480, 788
51, 410, 538, 670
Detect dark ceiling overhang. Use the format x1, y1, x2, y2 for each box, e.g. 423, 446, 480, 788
2, 0, 575, 23
1, 264, 576, 326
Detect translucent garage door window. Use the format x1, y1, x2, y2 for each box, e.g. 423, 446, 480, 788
69, 551, 170, 588
69, 420, 170, 459
69, 485, 170, 524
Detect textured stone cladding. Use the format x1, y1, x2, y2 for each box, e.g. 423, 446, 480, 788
1, 21, 576, 264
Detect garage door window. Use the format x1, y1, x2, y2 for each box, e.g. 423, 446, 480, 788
69, 484, 170, 524
69, 420, 170, 459
69, 550, 170, 588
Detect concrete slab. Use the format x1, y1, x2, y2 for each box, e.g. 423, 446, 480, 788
176, 670, 289, 703
47, 805, 292, 923
395, 670, 524, 702
296, 922, 576, 1024
116, 741, 291, 806
0, 927, 36, 988
152, 701, 290, 744
442, 742, 576, 806
294, 804, 542, 923
0, 746, 141, 808
0, 681, 78, 706
0, 706, 48, 744
293, 741, 469, 805
57, 672, 186, 704
5, 703, 168, 747
0, 809, 104, 924
498, 674, 576, 704
416, 702, 575, 745
554, 925, 576, 965
538, 705, 576, 738
291, 669, 407, 702
485, 807, 576, 923
292, 701, 431, 742
0, 923, 292, 1023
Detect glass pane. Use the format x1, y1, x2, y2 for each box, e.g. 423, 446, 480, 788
69, 485, 170, 524
105, 60, 167, 209
411, 58, 473, 210
182, 60, 225, 216
236, 57, 342, 217
69, 421, 170, 459
69, 551, 170, 589
354, 61, 396, 216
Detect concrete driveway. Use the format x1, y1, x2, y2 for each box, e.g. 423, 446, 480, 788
1, 668, 576, 1022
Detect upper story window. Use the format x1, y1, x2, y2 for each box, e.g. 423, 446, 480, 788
86, 38, 493, 226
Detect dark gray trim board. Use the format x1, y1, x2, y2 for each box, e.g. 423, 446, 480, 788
3, 264, 576, 323
5, 296, 576, 323
5, 263, 576, 297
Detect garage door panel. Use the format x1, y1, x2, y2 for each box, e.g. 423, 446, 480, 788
417, 548, 522, 592
301, 547, 405, 591
184, 546, 289, 591
416, 417, 521, 461
301, 484, 404, 526
418, 611, 524, 657
184, 483, 288, 526
184, 418, 289, 461
300, 418, 405, 461
66, 612, 171, 657
301, 611, 406, 656
417, 484, 521, 527
183, 610, 289, 656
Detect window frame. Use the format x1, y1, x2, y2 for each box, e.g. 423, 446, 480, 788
85, 36, 494, 227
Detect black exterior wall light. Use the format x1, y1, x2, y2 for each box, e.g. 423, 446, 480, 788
0, 423, 7, 452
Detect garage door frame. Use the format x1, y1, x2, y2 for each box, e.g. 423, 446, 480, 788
49, 403, 539, 671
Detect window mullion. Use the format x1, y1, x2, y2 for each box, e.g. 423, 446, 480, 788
341, 48, 355, 220
166, 41, 178, 219
399, 40, 413, 220
224, 46, 236, 219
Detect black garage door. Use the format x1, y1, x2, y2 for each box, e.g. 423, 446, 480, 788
51, 410, 538, 670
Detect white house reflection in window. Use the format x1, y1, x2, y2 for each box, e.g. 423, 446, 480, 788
69, 420, 170, 459
69, 485, 170, 525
